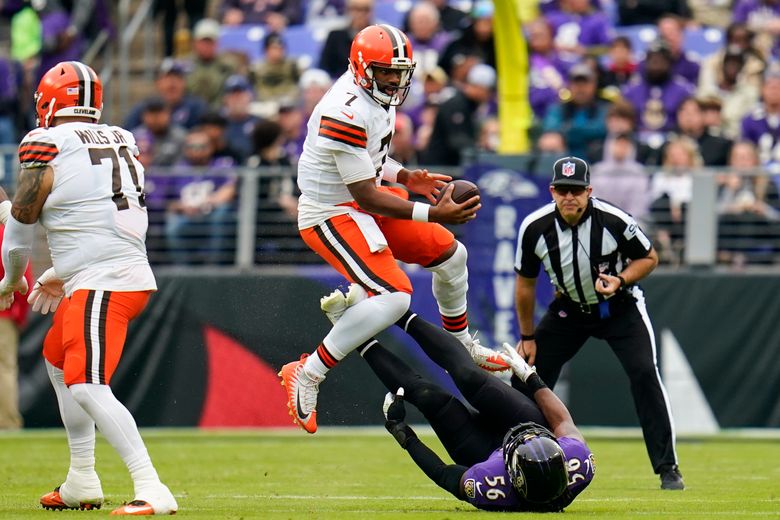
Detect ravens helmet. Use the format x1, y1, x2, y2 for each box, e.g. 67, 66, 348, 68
502, 422, 568, 504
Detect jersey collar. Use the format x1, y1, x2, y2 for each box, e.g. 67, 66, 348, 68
554, 198, 593, 230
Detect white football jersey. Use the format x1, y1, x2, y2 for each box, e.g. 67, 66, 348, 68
18, 122, 156, 296
297, 71, 396, 229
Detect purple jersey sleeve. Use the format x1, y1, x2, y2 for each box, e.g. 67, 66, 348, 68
559, 436, 596, 498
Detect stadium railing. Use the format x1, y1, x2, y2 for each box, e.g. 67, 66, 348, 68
1, 146, 778, 269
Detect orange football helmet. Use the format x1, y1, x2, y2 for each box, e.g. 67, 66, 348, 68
35, 61, 103, 128
349, 24, 415, 106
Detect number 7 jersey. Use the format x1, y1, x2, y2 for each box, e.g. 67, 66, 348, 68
296, 71, 396, 230
18, 122, 156, 296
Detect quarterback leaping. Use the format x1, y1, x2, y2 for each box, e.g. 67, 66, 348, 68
279, 24, 506, 434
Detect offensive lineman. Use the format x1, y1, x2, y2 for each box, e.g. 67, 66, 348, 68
279, 24, 507, 434
0, 61, 177, 515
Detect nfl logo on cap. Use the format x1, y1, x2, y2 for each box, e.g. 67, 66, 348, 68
562, 162, 575, 177
551, 156, 590, 186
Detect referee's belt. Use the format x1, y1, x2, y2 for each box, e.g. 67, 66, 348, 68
556, 291, 633, 317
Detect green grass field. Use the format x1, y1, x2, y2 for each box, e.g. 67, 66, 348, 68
1, 428, 778, 519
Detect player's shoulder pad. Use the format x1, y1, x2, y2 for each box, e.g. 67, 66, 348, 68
317, 103, 369, 150
110, 126, 141, 156
18, 128, 59, 167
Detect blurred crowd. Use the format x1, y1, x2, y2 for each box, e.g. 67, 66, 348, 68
1, 0, 780, 266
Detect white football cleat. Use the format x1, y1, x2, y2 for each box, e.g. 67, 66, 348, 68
320, 284, 369, 324
111, 482, 177, 515
59, 470, 104, 508
320, 288, 347, 325
465, 336, 510, 372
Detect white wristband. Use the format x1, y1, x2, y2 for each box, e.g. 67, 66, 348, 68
382, 158, 403, 183
0, 200, 11, 226
412, 202, 430, 222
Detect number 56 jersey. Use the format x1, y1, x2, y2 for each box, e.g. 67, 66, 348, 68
18, 122, 156, 296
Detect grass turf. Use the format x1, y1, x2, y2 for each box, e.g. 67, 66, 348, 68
1, 428, 778, 519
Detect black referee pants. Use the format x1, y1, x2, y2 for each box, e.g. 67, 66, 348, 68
528, 292, 677, 473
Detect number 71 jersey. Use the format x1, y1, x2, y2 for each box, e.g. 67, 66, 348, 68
18, 122, 156, 295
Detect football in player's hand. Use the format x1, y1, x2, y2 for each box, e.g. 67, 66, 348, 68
436, 179, 480, 205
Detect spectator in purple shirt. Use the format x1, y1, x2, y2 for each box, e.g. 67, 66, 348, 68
621, 42, 694, 139
741, 66, 780, 172
656, 14, 700, 86
527, 19, 570, 118
406, 1, 452, 76
547, 0, 614, 62
219, 0, 304, 31
165, 129, 237, 265
319, 291, 595, 512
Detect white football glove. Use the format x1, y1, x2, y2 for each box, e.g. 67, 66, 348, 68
0, 275, 29, 311
27, 267, 64, 315
500, 342, 537, 382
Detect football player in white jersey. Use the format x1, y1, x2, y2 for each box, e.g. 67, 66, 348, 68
0, 61, 177, 515
279, 24, 508, 435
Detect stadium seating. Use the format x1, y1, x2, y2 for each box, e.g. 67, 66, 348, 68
613, 24, 724, 59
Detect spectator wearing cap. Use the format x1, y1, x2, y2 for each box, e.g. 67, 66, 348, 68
437, 0, 495, 81
617, 0, 691, 26
318, 0, 374, 78
125, 58, 208, 131
187, 18, 237, 109
621, 42, 694, 139
741, 66, 780, 172
276, 100, 306, 162
251, 32, 300, 104
299, 68, 333, 119
674, 97, 733, 166
697, 47, 760, 140
422, 63, 496, 165
219, 0, 304, 31
733, 0, 780, 59
131, 97, 188, 167
655, 15, 699, 86
546, 0, 614, 61
527, 18, 570, 118
198, 111, 244, 165
542, 62, 610, 163
220, 74, 261, 163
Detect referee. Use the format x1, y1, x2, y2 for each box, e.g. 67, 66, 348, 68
513, 156, 684, 490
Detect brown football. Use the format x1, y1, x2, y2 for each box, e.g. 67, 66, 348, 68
436, 179, 480, 205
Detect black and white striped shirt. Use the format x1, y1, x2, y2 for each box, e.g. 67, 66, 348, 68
514, 198, 652, 305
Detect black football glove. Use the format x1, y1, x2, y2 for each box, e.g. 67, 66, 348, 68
383, 388, 417, 448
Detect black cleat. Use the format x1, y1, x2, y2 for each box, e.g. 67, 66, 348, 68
660, 465, 685, 490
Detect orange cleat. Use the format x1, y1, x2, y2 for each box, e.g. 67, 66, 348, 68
110, 500, 175, 516
40, 486, 102, 511
278, 354, 322, 434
